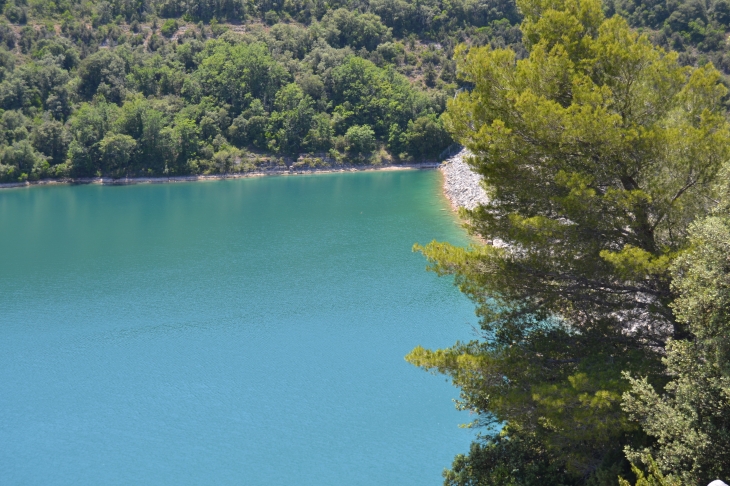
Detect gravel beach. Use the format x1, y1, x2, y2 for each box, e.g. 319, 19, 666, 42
440, 149, 488, 211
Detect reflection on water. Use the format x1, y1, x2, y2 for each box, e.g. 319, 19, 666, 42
0, 171, 477, 485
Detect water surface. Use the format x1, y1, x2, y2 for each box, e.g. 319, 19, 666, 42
0, 171, 477, 485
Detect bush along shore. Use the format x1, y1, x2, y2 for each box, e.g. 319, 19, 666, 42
0, 155, 441, 188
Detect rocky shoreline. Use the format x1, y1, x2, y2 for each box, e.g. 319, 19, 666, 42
439, 150, 488, 211
0, 163, 441, 190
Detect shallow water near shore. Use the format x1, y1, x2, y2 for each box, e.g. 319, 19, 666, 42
0, 170, 477, 485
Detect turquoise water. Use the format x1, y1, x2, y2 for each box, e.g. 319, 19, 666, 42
0, 171, 477, 485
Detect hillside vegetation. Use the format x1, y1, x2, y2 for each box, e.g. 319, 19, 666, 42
0, 0, 727, 181
0, 0, 519, 181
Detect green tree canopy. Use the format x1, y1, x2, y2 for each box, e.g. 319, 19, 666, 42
319, 9, 392, 51
345, 124, 376, 154
77, 49, 127, 103
193, 40, 289, 114
99, 132, 136, 176
622, 176, 730, 485
408, 0, 730, 480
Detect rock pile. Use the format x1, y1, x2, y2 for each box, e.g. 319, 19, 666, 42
440, 149, 488, 210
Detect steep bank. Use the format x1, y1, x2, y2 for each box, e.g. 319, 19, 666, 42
440, 150, 489, 211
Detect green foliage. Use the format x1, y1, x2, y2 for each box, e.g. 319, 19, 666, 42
30, 118, 70, 165
158, 0, 246, 22
344, 124, 375, 154
330, 56, 434, 143
605, 0, 730, 73
618, 459, 681, 486
0, 0, 471, 182
443, 428, 579, 486
267, 82, 315, 154
77, 49, 126, 102
622, 188, 730, 485
319, 9, 392, 51
408, 0, 730, 480
0, 0, 515, 182
99, 132, 136, 175
160, 18, 178, 38
1, 139, 45, 180
193, 40, 288, 114
398, 114, 452, 160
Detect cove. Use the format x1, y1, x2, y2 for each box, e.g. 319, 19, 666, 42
0, 170, 477, 485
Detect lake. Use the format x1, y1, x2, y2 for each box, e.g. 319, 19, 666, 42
0, 170, 477, 485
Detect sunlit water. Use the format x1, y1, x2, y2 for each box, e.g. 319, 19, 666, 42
0, 171, 477, 485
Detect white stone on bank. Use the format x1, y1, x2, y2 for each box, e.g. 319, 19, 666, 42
440, 149, 488, 211
440, 149, 509, 247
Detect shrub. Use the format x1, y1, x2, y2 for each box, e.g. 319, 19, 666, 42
345, 125, 375, 154
160, 19, 178, 38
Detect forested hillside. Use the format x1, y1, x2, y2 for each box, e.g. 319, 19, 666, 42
0, 0, 517, 181
0, 0, 726, 181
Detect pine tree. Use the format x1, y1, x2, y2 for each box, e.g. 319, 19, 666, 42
408, 0, 730, 479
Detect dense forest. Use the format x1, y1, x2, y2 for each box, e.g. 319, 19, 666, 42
3, 0, 729, 181
0, 0, 516, 181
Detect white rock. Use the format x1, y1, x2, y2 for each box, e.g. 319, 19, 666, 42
440, 149, 488, 211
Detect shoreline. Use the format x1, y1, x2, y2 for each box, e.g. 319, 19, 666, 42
438, 149, 495, 245
0, 163, 442, 190
438, 149, 489, 212
0, 155, 490, 226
